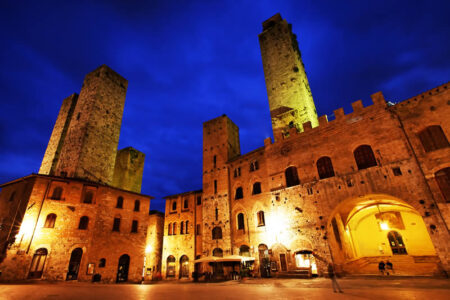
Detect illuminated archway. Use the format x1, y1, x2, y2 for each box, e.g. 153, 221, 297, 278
327, 194, 436, 274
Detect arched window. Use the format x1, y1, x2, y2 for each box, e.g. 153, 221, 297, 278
285, 166, 300, 187
83, 191, 93, 204
435, 168, 450, 203
168, 223, 172, 235
116, 196, 124, 209
354, 145, 377, 170
112, 217, 121, 232
131, 220, 138, 233
134, 200, 140, 212
173, 222, 177, 235
99, 258, 106, 268
257, 211, 265, 226
78, 216, 89, 230
252, 182, 262, 195
235, 187, 243, 200
180, 221, 184, 234
239, 245, 250, 257
387, 231, 407, 255
185, 220, 189, 234
418, 125, 449, 152
51, 187, 63, 200
317, 156, 335, 179
237, 213, 245, 230
28, 248, 48, 279
183, 199, 188, 209
166, 255, 176, 277
212, 226, 222, 240
172, 200, 177, 211
43, 213, 56, 228
212, 248, 223, 257
98, 258, 106, 268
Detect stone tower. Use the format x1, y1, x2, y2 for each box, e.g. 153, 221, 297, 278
112, 147, 145, 193
259, 13, 318, 140
40, 65, 128, 185
202, 115, 240, 256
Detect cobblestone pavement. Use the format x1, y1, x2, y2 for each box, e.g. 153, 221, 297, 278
0, 278, 449, 300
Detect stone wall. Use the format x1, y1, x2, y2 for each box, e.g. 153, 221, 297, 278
112, 147, 145, 193
144, 211, 164, 281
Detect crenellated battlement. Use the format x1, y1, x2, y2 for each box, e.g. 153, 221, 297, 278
391, 82, 449, 110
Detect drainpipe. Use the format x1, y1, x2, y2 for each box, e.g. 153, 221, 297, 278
26, 180, 51, 254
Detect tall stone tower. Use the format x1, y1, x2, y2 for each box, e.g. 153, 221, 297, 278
259, 13, 318, 140
202, 115, 240, 256
40, 65, 128, 185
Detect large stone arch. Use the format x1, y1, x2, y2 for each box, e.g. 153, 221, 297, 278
327, 194, 439, 275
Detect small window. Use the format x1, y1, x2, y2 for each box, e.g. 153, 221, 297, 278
134, 200, 140, 212
250, 161, 259, 172
83, 191, 93, 204
215, 207, 219, 221
180, 221, 184, 234
213, 155, 217, 168
112, 217, 121, 232
78, 216, 89, 230
8, 191, 16, 202
237, 213, 245, 230
285, 166, 300, 187
234, 167, 241, 178
43, 213, 56, 228
435, 168, 450, 203
257, 211, 265, 226
185, 220, 189, 234
131, 220, 138, 233
235, 187, 243, 200
418, 125, 449, 152
354, 145, 377, 170
116, 196, 124, 209
317, 157, 335, 179
51, 187, 63, 200
392, 167, 402, 176
212, 226, 222, 240
173, 222, 177, 235
196, 224, 201, 236
196, 196, 202, 205
172, 200, 177, 211
214, 180, 218, 194
168, 223, 172, 235
252, 182, 262, 195
183, 199, 188, 209
99, 258, 106, 268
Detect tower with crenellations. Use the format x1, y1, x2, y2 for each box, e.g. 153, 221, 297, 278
259, 13, 318, 140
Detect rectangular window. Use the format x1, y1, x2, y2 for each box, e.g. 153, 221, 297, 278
213, 155, 217, 168
214, 180, 217, 194
250, 161, 259, 172
196, 224, 201, 236
112, 218, 121, 232
131, 220, 138, 233
392, 167, 402, 176
234, 167, 241, 177
196, 196, 202, 205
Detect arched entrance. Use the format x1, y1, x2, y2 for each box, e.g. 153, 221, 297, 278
328, 194, 437, 275
66, 248, 83, 280
166, 255, 176, 278
28, 248, 48, 279
179, 255, 189, 278
116, 254, 130, 283
258, 244, 270, 278
212, 248, 224, 278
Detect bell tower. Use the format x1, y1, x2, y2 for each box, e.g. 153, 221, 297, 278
259, 13, 318, 140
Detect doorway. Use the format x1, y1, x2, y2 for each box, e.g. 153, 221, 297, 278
388, 231, 407, 255
116, 254, 130, 282
258, 244, 270, 278
66, 248, 83, 280
279, 253, 287, 271
28, 248, 48, 279
180, 255, 189, 278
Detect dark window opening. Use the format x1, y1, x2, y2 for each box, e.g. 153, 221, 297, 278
213, 155, 217, 168
214, 180, 217, 194
78, 216, 89, 230
250, 161, 259, 172
285, 166, 300, 187
168, 223, 172, 235
196, 196, 202, 205
235, 187, 243, 200
257, 211, 265, 226
234, 167, 241, 177
331, 218, 342, 249
252, 182, 262, 195
196, 224, 201, 236
354, 145, 377, 170
99, 258, 106, 268
8, 191, 16, 202
418, 125, 449, 152
131, 220, 138, 233
173, 222, 177, 235
212, 248, 223, 257
212, 227, 222, 240
112, 217, 121, 232
134, 200, 140, 212
172, 200, 177, 211
435, 168, 450, 203
51, 187, 63, 200
388, 231, 407, 255
180, 221, 184, 234
183, 199, 188, 209
83, 191, 93, 204
185, 220, 189, 234
215, 207, 219, 221
237, 213, 245, 230
44, 213, 56, 228
116, 196, 124, 209
392, 167, 402, 176
317, 156, 335, 179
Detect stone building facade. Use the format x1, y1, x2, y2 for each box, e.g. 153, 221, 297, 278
0, 65, 163, 283
161, 14, 450, 279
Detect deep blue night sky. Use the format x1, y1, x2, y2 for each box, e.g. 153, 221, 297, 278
0, 0, 449, 212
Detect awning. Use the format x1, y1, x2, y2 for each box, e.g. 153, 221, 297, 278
194, 255, 255, 263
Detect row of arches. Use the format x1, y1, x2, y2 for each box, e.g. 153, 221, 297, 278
167, 221, 189, 235
28, 247, 131, 282
166, 255, 189, 278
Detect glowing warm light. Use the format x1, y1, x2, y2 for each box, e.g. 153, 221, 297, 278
17, 219, 34, 237
145, 245, 153, 254
380, 222, 389, 230
267, 209, 290, 245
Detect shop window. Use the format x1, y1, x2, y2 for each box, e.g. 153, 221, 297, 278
237, 213, 245, 230
116, 196, 124, 209
418, 125, 449, 152
235, 187, 243, 200
131, 220, 138, 233
112, 217, 121, 232
257, 211, 265, 226
285, 166, 300, 187
354, 145, 377, 170
316, 156, 335, 179
43, 213, 56, 228
212, 226, 222, 240
51, 187, 63, 200
134, 200, 140, 212
252, 182, 262, 195
166, 255, 176, 277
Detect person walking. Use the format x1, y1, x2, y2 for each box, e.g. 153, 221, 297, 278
328, 263, 343, 293
386, 260, 393, 275
378, 261, 385, 275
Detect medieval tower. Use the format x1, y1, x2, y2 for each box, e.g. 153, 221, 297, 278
259, 13, 318, 139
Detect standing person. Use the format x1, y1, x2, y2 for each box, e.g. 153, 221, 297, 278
378, 261, 385, 275
328, 263, 343, 293
386, 260, 393, 275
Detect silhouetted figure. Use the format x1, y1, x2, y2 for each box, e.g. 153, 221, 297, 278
378, 261, 385, 275
328, 263, 343, 293
386, 260, 393, 275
